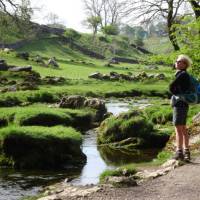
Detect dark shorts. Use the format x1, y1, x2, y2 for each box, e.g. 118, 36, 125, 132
173, 105, 189, 125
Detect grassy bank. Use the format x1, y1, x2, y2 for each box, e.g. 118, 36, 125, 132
0, 125, 85, 169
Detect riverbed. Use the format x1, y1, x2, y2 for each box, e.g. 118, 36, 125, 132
0, 99, 156, 199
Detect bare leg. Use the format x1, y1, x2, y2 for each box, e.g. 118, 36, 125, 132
175, 125, 183, 150
182, 125, 189, 149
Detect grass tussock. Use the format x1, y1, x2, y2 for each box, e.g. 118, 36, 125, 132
100, 164, 137, 183
0, 105, 95, 129
98, 109, 170, 148
0, 126, 85, 169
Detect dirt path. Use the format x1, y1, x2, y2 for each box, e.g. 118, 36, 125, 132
39, 156, 200, 200
67, 156, 200, 200
84, 157, 200, 200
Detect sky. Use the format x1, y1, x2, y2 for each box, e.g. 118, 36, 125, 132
31, 0, 89, 33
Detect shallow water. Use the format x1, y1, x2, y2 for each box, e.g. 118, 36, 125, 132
0, 99, 155, 199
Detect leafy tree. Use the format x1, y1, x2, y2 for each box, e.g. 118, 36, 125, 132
120, 24, 136, 38
102, 24, 119, 35
0, 12, 18, 45
175, 16, 200, 76
127, 0, 189, 50
86, 15, 102, 39
16, 0, 33, 39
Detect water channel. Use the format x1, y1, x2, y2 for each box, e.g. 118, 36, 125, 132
0, 99, 158, 200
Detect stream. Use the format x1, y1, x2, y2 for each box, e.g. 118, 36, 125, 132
0, 99, 158, 199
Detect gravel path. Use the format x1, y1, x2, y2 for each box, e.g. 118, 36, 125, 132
77, 156, 200, 200
39, 156, 200, 200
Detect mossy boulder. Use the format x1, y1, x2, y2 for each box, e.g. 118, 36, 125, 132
0, 126, 86, 169
97, 109, 169, 149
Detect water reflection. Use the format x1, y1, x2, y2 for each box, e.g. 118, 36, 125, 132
98, 145, 160, 166
71, 130, 113, 185
105, 99, 151, 116
0, 168, 81, 200
0, 99, 153, 198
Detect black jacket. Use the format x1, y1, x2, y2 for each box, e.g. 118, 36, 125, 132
169, 70, 190, 107
169, 70, 190, 95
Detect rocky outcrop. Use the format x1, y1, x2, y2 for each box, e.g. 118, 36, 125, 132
38, 183, 101, 200
16, 52, 30, 60
98, 109, 170, 148
104, 176, 137, 187
47, 57, 59, 68
61, 37, 105, 59
89, 71, 166, 81
42, 76, 65, 84
59, 96, 107, 122
111, 57, 139, 64
8, 66, 32, 72
0, 59, 9, 71
130, 44, 152, 54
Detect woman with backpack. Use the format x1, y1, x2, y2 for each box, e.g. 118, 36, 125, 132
169, 54, 192, 162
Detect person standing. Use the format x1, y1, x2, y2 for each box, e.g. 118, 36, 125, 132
169, 54, 192, 161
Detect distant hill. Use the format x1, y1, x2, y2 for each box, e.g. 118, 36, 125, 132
0, 22, 152, 61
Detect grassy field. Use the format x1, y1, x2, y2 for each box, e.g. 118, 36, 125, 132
0, 36, 173, 100
0, 33, 199, 170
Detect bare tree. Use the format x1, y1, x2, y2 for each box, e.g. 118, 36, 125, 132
83, 0, 131, 28
126, 0, 188, 50
0, 0, 19, 16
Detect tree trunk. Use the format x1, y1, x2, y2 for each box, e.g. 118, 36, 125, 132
189, 0, 200, 19
167, 0, 180, 51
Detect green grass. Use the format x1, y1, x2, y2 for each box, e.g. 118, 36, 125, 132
0, 125, 85, 169
0, 125, 82, 141
0, 38, 173, 103
0, 104, 95, 128
99, 164, 137, 183
97, 109, 169, 148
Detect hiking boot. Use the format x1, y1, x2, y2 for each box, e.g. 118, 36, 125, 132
184, 149, 191, 162
172, 149, 184, 160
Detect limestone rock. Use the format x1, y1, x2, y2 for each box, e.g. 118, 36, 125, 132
192, 112, 200, 125
105, 176, 137, 187
59, 95, 86, 108
16, 52, 29, 60
88, 72, 102, 79
0, 59, 8, 71
9, 66, 32, 72
47, 57, 59, 68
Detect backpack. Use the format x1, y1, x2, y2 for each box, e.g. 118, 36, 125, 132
177, 75, 200, 104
